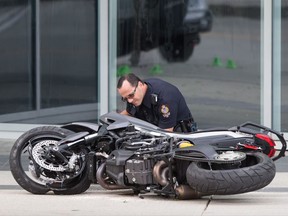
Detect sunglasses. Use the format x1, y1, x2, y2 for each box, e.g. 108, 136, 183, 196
121, 82, 138, 102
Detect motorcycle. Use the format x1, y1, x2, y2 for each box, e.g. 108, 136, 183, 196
9, 112, 286, 199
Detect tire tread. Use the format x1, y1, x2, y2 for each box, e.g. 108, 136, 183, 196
186, 153, 276, 195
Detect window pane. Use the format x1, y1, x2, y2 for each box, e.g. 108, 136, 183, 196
116, 0, 261, 128
281, 0, 288, 131
0, 0, 33, 114
40, 0, 98, 108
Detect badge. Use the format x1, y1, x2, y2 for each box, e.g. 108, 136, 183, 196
160, 105, 170, 118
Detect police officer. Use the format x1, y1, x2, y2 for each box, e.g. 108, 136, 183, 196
117, 73, 196, 132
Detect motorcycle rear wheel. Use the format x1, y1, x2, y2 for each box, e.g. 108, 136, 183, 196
186, 152, 275, 196
9, 126, 91, 195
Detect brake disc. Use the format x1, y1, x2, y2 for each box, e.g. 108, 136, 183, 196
31, 140, 66, 172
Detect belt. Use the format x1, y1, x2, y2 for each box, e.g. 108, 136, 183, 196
177, 118, 197, 132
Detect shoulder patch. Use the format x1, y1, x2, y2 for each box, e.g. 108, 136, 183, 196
160, 105, 170, 118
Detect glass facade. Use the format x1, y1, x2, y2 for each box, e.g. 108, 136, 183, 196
40, 0, 98, 108
0, 0, 98, 123
0, 0, 33, 114
0, 0, 286, 135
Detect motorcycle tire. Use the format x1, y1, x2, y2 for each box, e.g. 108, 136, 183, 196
186, 152, 276, 196
9, 126, 91, 195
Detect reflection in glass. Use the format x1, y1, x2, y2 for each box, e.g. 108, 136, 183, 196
281, 0, 288, 131
116, 0, 261, 129
40, 0, 98, 108
0, 1, 32, 114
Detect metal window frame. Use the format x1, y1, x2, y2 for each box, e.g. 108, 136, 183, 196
261, 0, 272, 128
272, 0, 282, 131
98, 0, 109, 116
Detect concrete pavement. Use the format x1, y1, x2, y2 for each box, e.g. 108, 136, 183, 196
1, 170, 288, 216
0, 173, 208, 216
1, 129, 288, 216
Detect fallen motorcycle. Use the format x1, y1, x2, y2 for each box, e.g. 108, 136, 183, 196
9, 112, 286, 199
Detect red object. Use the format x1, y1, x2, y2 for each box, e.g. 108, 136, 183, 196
255, 134, 276, 157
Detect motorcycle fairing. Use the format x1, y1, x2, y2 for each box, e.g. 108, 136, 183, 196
62, 122, 100, 133
100, 112, 161, 131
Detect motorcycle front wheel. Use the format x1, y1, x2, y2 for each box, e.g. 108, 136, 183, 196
186, 152, 276, 196
9, 126, 91, 195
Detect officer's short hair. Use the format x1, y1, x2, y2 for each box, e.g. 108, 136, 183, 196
117, 73, 143, 88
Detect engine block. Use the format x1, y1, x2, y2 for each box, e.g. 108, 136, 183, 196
125, 158, 155, 185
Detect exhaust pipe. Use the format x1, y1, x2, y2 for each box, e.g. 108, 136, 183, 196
96, 163, 127, 190
175, 185, 203, 200
153, 160, 169, 186
153, 160, 204, 199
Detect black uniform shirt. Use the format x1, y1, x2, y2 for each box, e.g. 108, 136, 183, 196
126, 78, 192, 129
